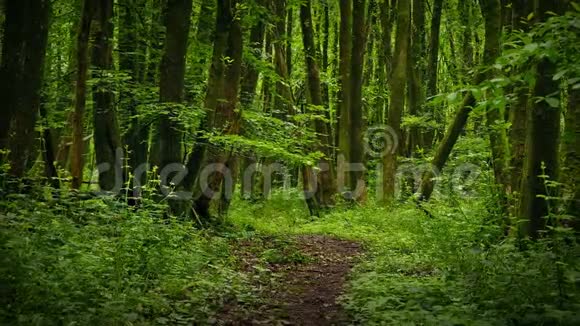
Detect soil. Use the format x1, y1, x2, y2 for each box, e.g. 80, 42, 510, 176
218, 235, 363, 326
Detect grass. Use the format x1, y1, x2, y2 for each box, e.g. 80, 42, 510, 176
1, 186, 579, 325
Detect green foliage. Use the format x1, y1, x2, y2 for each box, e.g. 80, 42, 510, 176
0, 194, 249, 325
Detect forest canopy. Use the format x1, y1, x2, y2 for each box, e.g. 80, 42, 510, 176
1, 0, 580, 324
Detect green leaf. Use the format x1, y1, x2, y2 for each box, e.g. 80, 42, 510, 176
545, 97, 560, 108
527, 12, 535, 21
553, 69, 567, 81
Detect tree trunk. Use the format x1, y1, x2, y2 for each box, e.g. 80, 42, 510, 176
349, 0, 368, 199
120, 0, 149, 202
238, 9, 266, 200
70, 0, 93, 189
509, 0, 532, 194
272, 0, 294, 119
518, 0, 567, 239
381, 0, 411, 202
424, 0, 444, 148
1, 0, 50, 178
459, 0, 475, 84
377, 0, 394, 125
286, 6, 293, 77
419, 0, 502, 201
300, 0, 337, 211
563, 88, 580, 230
480, 0, 509, 184
157, 0, 192, 184
92, 0, 123, 192
407, 0, 426, 156
337, 0, 352, 165
191, 0, 244, 220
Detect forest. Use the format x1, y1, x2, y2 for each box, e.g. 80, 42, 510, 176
1, 0, 580, 324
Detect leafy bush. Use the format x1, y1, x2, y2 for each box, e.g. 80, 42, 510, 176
0, 194, 248, 325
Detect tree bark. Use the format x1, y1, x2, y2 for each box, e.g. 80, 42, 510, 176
480, 0, 509, 185
337, 0, 352, 165
349, 0, 368, 199
424, 0, 444, 148
381, 0, 411, 202
377, 0, 394, 125
508, 0, 532, 193
190, 0, 244, 220
119, 0, 149, 202
92, 0, 123, 192
300, 0, 337, 212
70, 0, 94, 189
1, 0, 50, 178
286, 6, 293, 77
407, 0, 426, 155
419, 0, 502, 201
0, 0, 50, 178
518, 0, 567, 239
563, 88, 580, 229
157, 0, 192, 169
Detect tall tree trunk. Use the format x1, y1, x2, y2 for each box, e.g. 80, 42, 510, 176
120, 0, 149, 202
381, 0, 411, 202
188, 0, 215, 102
424, 0, 444, 148
70, 0, 94, 189
479, 0, 510, 216
377, 0, 394, 125
0, 0, 4, 61
459, 0, 475, 84
321, 1, 330, 109
146, 0, 168, 169
518, 0, 567, 239
407, 0, 426, 156
300, 0, 337, 212
337, 0, 352, 165
1, 0, 50, 178
190, 0, 244, 220
238, 10, 265, 200
419, 0, 502, 201
563, 88, 580, 230
509, 0, 532, 194
157, 0, 192, 185
92, 0, 123, 192
272, 0, 293, 119
349, 0, 368, 199
286, 6, 293, 77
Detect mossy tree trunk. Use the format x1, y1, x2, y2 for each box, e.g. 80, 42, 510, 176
92, 0, 123, 192
71, 0, 93, 189
508, 0, 533, 194
563, 88, 580, 230
517, 0, 567, 239
300, 0, 337, 213
350, 0, 368, 200
424, 0, 444, 148
480, 0, 510, 201
377, 0, 394, 125
381, 0, 411, 202
407, 0, 426, 156
1, 0, 50, 178
119, 0, 149, 202
337, 0, 352, 167
191, 0, 244, 220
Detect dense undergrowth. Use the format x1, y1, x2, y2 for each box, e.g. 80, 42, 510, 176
231, 191, 580, 325
2, 171, 580, 325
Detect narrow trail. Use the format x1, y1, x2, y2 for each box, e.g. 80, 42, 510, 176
220, 235, 363, 326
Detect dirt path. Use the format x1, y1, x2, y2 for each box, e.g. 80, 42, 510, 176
220, 235, 363, 325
